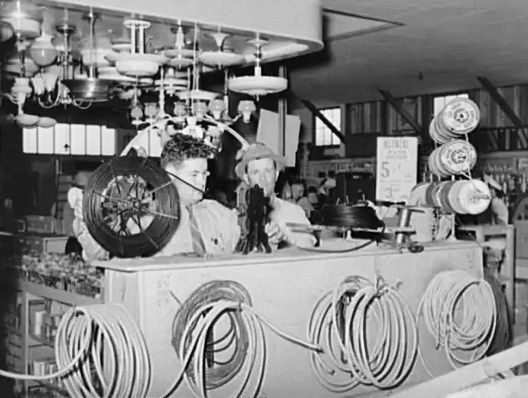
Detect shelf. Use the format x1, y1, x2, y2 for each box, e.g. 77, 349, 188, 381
28, 333, 54, 348
17, 280, 102, 306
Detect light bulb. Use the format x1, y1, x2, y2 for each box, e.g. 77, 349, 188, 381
238, 100, 256, 123
208, 99, 226, 120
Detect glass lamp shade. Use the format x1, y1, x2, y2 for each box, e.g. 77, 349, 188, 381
193, 102, 208, 118
208, 99, 226, 119
238, 100, 256, 123
0, 20, 13, 42
29, 33, 58, 66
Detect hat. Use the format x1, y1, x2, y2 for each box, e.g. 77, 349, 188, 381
484, 174, 503, 192
234, 142, 287, 180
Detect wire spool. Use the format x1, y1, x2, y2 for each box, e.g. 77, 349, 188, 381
429, 98, 480, 144
422, 180, 491, 215
171, 281, 252, 391
428, 140, 477, 178
319, 204, 383, 229
447, 179, 491, 215
83, 156, 180, 258
410, 207, 435, 242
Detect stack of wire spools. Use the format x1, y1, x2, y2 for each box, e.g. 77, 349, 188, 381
410, 97, 492, 216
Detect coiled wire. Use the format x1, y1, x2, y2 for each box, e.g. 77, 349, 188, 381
307, 275, 418, 393
417, 270, 497, 375
165, 281, 321, 398
171, 281, 252, 390
319, 204, 383, 229
0, 304, 152, 398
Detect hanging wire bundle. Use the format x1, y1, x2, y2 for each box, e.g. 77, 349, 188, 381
307, 275, 418, 393
417, 270, 497, 375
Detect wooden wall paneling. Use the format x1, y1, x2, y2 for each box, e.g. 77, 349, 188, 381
349, 104, 361, 135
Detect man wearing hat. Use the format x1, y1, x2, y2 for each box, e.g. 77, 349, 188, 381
235, 143, 315, 247
484, 174, 509, 226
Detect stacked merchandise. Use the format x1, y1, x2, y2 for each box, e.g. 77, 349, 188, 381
410, 98, 492, 216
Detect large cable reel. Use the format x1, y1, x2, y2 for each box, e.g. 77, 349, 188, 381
83, 156, 180, 258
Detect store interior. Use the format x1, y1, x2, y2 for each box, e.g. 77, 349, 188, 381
1, 0, 528, 397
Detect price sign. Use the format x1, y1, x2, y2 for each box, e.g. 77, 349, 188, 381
375, 136, 418, 203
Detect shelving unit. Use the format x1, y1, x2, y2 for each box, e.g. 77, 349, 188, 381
2, 279, 102, 397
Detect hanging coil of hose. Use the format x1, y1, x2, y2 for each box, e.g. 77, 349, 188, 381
0, 304, 152, 398
307, 275, 418, 393
171, 281, 252, 391
165, 280, 321, 398
83, 156, 180, 258
483, 267, 512, 355
417, 270, 497, 375
319, 204, 383, 229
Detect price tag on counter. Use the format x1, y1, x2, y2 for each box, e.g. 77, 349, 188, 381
375, 136, 418, 203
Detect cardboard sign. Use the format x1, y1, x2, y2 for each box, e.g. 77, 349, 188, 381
375, 136, 418, 203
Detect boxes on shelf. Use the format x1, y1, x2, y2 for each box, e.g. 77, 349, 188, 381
15, 235, 68, 255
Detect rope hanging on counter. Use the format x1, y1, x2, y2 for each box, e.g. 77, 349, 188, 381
307, 275, 418, 393
417, 270, 497, 376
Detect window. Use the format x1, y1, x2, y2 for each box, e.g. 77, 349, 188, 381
23, 124, 117, 156
315, 107, 341, 146
433, 93, 469, 116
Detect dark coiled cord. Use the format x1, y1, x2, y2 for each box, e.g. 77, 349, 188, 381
319, 204, 383, 229
83, 157, 180, 258
171, 281, 252, 391
484, 267, 512, 355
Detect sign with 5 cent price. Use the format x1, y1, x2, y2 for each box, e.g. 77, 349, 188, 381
375, 136, 418, 203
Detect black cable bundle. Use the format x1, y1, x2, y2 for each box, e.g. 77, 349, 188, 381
83, 156, 180, 258
484, 267, 512, 356
320, 204, 383, 229
171, 280, 252, 390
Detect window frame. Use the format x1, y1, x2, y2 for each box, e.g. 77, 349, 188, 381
314, 106, 342, 147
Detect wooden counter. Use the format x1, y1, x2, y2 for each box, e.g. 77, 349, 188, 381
95, 240, 484, 398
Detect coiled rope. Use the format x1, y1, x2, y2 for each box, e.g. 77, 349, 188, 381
307, 275, 418, 393
416, 270, 497, 376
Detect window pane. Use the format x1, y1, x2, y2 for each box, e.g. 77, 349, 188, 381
23, 128, 37, 154
101, 127, 116, 156
54, 124, 70, 155
70, 124, 86, 155
86, 125, 102, 155
315, 107, 341, 146
315, 127, 324, 146
37, 127, 54, 154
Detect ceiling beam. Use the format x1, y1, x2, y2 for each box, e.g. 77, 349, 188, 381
298, 98, 346, 143
378, 89, 424, 136
477, 76, 523, 128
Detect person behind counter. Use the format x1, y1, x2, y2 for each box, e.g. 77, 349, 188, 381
73, 133, 241, 261
235, 143, 315, 247
64, 168, 93, 256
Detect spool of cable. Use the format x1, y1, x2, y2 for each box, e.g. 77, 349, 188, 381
320, 204, 383, 229
428, 140, 477, 178
429, 98, 480, 144
83, 156, 180, 258
421, 180, 491, 215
